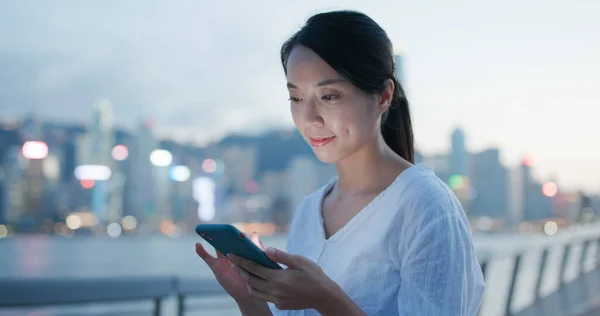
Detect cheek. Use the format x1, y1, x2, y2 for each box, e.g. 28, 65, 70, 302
290, 105, 303, 131
327, 105, 377, 140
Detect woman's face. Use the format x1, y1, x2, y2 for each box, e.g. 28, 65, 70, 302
286, 45, 392, 163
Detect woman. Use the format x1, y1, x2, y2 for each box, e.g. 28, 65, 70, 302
195, 10, 485, 316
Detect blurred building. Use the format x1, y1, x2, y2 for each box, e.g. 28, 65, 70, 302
77, 100, 116, 223
287, 155, 322, 219
0, 123, 22, 224
414, 151, 424, 165
450, 128, 469, 176
19, 117, 47, 229
261, 171, 290, 228
470, 149, 508, 219
221, 145, 258, 195
0, 147, 24, 225
395, 54, 404, 86
129, 118, 158, 225
424, 153, 451, 184
507, 164, 526, 229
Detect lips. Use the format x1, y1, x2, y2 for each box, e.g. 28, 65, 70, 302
309, 136, 336, 147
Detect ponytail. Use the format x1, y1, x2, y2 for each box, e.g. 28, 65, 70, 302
381, 77, 415, 163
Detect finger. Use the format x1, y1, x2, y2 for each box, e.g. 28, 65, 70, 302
195, 243, 216, 267
216, 250, 227, 260
266, 247, 305, 269
238, 268, 271, 294
250, 232, 265, 251
228, 254, 272, 280
247, 285, 275, 303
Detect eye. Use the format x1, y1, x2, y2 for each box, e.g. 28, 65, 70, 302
288, 96, 302, 103
321, 94, 339, 101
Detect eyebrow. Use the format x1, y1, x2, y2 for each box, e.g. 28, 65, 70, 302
287, 78, 348, 89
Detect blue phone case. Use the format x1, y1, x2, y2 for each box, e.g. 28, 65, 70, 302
195, 224, 282, 270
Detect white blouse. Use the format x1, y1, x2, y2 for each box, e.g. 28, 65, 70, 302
270, 163, 485, 315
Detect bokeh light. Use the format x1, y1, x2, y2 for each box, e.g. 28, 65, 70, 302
22, 141, 48, 160
66, 214, 82, 230
150, 149, 172, 167
121, 216, 137, 230
448, 175, 464, 190
202, 159, 217, 173
111, 145, 129, 161
107, 223, 122, 238
542, 182, 558, 197
0, 225, 8, 239
74, 165, 111, 181
170, 165, 191, 182
193, 177, 216, 221
80, 179, 95, 189
544, 221, 558, 236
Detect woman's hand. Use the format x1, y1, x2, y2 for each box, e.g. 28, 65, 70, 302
228, 247, 363, 315
194, 232, 267, 305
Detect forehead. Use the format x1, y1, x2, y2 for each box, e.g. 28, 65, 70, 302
285, 45, 342, 84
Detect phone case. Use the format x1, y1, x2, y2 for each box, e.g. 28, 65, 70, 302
195, 224, 282, 269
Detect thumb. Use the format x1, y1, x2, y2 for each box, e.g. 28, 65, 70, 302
250, 231, 265, 251
266, 247, 305, 269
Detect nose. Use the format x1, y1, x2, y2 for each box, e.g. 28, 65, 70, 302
303, 99, 324, 128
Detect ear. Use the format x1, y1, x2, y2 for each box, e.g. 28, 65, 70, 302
378, 79, 395, 114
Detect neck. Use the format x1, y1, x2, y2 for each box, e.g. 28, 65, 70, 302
334, 134, 411, 195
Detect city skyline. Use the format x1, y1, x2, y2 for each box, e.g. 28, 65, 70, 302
0, 1, 599, 193
2, 113, 593, 198
2, 111, 593, 236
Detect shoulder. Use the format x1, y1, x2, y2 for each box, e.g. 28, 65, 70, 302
386, 164, 472, 254
395, 164, 467, 230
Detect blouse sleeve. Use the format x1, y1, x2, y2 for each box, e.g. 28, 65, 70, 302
396, 212, 485, 315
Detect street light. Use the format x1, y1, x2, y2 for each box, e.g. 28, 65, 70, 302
150, 149, 172, 167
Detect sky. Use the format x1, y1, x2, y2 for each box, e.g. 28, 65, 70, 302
0, 0, 599, 193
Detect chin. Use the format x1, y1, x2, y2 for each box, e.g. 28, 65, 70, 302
312, 148, 342, 164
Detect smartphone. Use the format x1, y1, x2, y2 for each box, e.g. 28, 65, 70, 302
195, 224, 282, 270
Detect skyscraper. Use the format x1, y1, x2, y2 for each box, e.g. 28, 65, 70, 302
507, 165, 525, 229
86, 100, 115, 223
471, 149, 508, 219
450, 128, 469, 176
0, 124, 21, 224
395, 54, 404, 85
129, 118, 158, 224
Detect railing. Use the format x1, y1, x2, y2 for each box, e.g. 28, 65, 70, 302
0, 276, 176, 315
1, 234, 600, 316
476, 232, 600, 316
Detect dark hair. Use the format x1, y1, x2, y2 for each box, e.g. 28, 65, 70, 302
280, 10, 414, 163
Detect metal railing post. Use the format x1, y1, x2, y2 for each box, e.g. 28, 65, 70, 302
534, 248, 549, 302
558, 244, 572, 313
477, 260, 488, 316
178, 294, 185, 316
154, 297, 162, 316
579, 240, 591, 276
505, 254, 522, 316
596, 237, 600, 267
